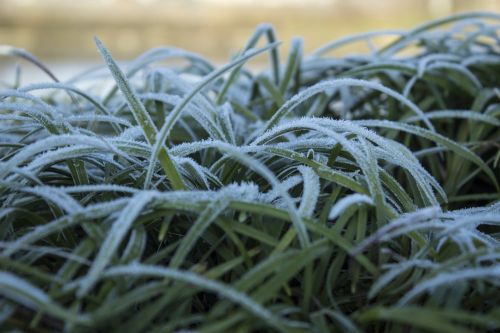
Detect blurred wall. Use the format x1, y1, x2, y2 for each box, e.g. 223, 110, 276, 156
0, 0, 499, 83
1, 0, 498, 61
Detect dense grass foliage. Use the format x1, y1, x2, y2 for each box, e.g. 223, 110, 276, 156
1, 12, 499, 333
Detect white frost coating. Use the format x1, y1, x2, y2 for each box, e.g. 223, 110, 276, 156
176, 157, 222, 190
255, 117, 440, 205
328, 194, 374, 220
151, 68, 216, 113
21, 186, 83, 214
274, 137, 339, 151
311, 117, 443, 203
1, 134, 110, 177
0, 271, 51, 306
169, 140, 269, 158
145, 43, 281, 190
176, 156, 211, 190
440, 213, 500, 234
398, 266, 500, 305
18, 138, 139, 175
150, 182, 260, 206
205, 142, 310, 247
65, 115, 132, 127
218, 102, 237, 144
427, 62, 482, 89
118, 126, 144, 140
372, 221, 445, 243
416, 53, 460, 78
140, 91, 222, 140
104, 264, 286, 331
0, 102, 54, 127
19, 186, 82, 214
219, 181, 261, 202
21, 146, 103, 174
435, 213, 500, 251
0, 271, 90, 324
169, 139, 217, 157
146, 69, 225, 142
352, 202, 500, 259
121, 227, 147, 264
78, 191, 155, 297
130, 47, 214, 76
354, 118, 497, 193
0, 90, 58, 114
351, 206, 441, 254
57, 184, 138, 194
259, 78, 434, 135
0, 114, 32, 122
259, 175, 302, 203
170, 194, 230, 268
0, 272, 52, 309
405, 110, 500, 126
403, 75, 418, 97
369, 259, 438, 299
2, 198, 130, 257
77, 183, 258, 297
297, 166, 320, 218
0, 242, 91, 265
462, 54, 500, 67
357, 136, 385, 217
188, 107, 226, 141
138, 92, 182, 106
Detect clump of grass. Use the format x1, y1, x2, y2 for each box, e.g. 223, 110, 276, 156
1, 11, 499, 333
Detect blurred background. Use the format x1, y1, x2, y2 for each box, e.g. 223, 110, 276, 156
0, 0, 499, 83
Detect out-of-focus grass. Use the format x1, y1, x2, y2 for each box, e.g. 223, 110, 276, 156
0, 11, 499, 333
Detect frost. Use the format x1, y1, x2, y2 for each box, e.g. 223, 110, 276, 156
2, 16, 499, 330
260, 78, 435, 134
399, 266, 500, 305
329, 194, 374, 220
58, 184, 138, 194
259, 175, 302, 203
297, 166, 320, 218
78, 191, 155, 297
21, 186, 83, 214
118, 126, 144, 140
103, 263, 285, 331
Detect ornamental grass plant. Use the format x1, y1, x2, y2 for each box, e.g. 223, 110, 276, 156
0, 11, 499, 333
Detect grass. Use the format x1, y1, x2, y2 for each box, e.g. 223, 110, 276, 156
0, 11, 499, 333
